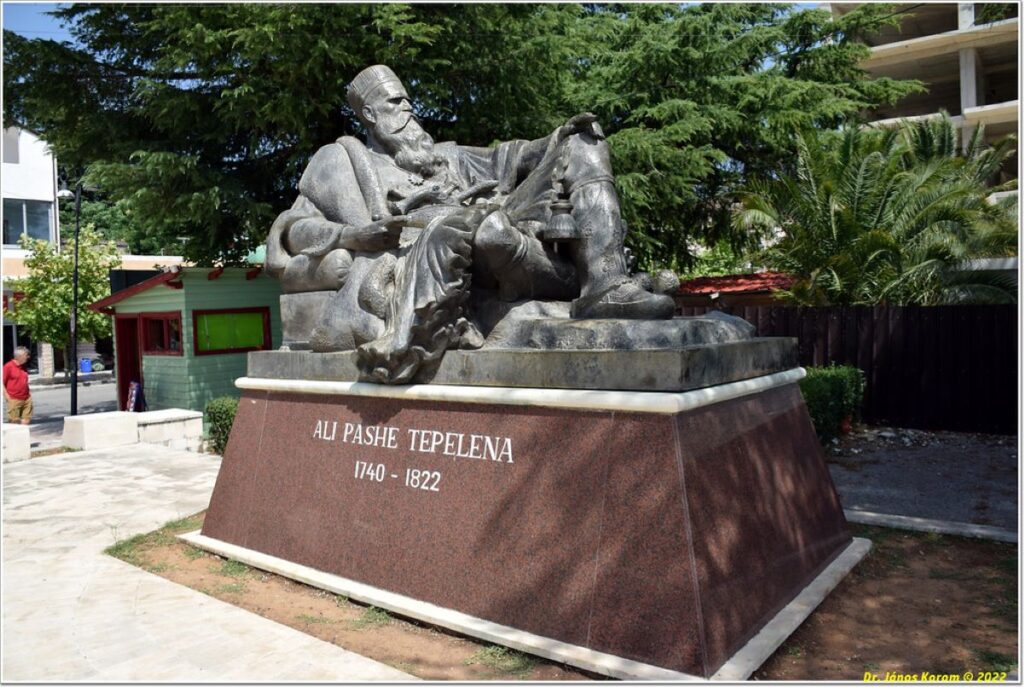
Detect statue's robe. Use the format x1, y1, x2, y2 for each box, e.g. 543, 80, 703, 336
266, 136, 536, 383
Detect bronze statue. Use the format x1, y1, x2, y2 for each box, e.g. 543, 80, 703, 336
266, 65, 676, 383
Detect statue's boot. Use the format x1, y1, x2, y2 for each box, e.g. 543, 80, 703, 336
572, 280, 676, 319
565, 179, 675, 320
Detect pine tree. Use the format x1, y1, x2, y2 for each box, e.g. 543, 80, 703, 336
4, 4, 919, 267
569, 3, 921, 269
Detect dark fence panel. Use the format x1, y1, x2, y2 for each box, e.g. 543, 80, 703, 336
676, 302, 1018, 434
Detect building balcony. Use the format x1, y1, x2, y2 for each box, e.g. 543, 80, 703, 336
862, 17, 1018, 73
867, 99, 1017, 129
986, 190, 1018, 205
828, 3, 961, 47
963, 99, 1018, 127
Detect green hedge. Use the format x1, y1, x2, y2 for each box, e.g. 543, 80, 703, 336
205, 395, 239, 455
799, 365, 866, 443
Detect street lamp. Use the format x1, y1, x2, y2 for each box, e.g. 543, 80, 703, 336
57, 180, 81, 416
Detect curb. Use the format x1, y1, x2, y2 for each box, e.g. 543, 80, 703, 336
31, 376, 115, 388
844, 509, 1017, 543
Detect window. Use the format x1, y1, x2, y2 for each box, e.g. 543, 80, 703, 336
3, 198, 53, 246
141, 312, 183, 356
2, 128, 19, 164
24, 201, 51, 241
193, 307, 271, 355
3, 198, 25, 245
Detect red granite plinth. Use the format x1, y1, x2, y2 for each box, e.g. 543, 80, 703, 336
202, 382, 849, 677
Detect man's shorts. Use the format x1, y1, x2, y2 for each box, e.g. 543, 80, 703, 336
6, 397, 32, 423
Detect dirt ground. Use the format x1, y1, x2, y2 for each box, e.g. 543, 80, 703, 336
28, 446, 77, 458
109, 512, 592, 680
755, 524, 1018, 679
110, 513, 1018, 680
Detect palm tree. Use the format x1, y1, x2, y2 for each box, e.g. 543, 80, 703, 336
734, 114, 1017, 305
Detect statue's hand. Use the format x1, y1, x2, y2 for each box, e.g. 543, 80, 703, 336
342, 216, 409, 252
298, 223, 346, 257
556, 112, 603, 142
396, 185, 451, 214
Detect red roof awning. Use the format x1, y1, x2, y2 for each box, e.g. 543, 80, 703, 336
89, 268, 183, 313
677, 271, 795, 295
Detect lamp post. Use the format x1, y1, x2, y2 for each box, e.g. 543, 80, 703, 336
56, 180, 81, 416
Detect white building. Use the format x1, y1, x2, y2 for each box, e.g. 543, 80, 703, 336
2, 127, 60, 250
2, 126, 62, 374
2, 126, 186, 377
828, 2, 1019, 185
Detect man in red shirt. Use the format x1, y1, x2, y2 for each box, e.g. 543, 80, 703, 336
3, 346, 33, 425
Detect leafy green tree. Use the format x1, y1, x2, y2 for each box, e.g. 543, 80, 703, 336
4, 4, 583, 265
734, 115, 1018, 305
58, 195, 179, 255
569, 3, 922, 269
5, 3, 919, 268
677, 239, 756, 280
975, 3, 1017, 24
6, 228, 121, 373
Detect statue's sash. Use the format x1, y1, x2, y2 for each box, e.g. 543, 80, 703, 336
337, 136, 389, 221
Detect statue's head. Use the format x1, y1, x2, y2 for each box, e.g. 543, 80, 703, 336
347, 65, 446, 177
347, 65, 410, 129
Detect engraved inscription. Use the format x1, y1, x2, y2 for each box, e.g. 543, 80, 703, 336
319, 419, 514, 494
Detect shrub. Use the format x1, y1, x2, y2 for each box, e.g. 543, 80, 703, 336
205, 396, 239, 455
799, 365, 866, 443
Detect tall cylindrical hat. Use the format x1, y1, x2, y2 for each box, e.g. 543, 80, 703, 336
346, 65, 409, 114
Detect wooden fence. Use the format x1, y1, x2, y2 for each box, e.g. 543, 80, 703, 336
676, 303, 1018, 434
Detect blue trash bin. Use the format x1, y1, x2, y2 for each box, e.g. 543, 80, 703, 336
79, 358, 92, 373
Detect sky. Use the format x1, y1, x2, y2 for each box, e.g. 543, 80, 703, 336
2, 2, 73, 42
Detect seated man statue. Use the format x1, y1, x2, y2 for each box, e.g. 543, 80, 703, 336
266, 65, 675, 383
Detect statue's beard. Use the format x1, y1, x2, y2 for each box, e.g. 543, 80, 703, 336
374, 114, 447, 178
394, 144, 447, 178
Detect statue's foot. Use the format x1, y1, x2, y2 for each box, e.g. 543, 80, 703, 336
283, 250, 353, 293
455, 319, 486, 349
571, 281, 675, 320
356, 334, 404, 384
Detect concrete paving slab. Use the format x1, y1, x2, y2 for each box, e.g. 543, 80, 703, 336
828, 431, 1017, 533
2, 443, 415, 682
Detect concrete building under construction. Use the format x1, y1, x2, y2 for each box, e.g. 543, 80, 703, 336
829, 2, 1019, 186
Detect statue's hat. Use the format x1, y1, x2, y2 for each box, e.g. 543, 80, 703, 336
347, 65, 409, 114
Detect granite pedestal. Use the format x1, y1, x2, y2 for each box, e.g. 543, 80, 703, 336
198, 366, 860, 679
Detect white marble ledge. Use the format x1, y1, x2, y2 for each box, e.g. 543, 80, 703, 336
236, 367, 806, 414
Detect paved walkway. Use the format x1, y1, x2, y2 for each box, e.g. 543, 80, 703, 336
828, 431, 1017, 539
2, 444, 414, 681
24, 420, 63, 452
